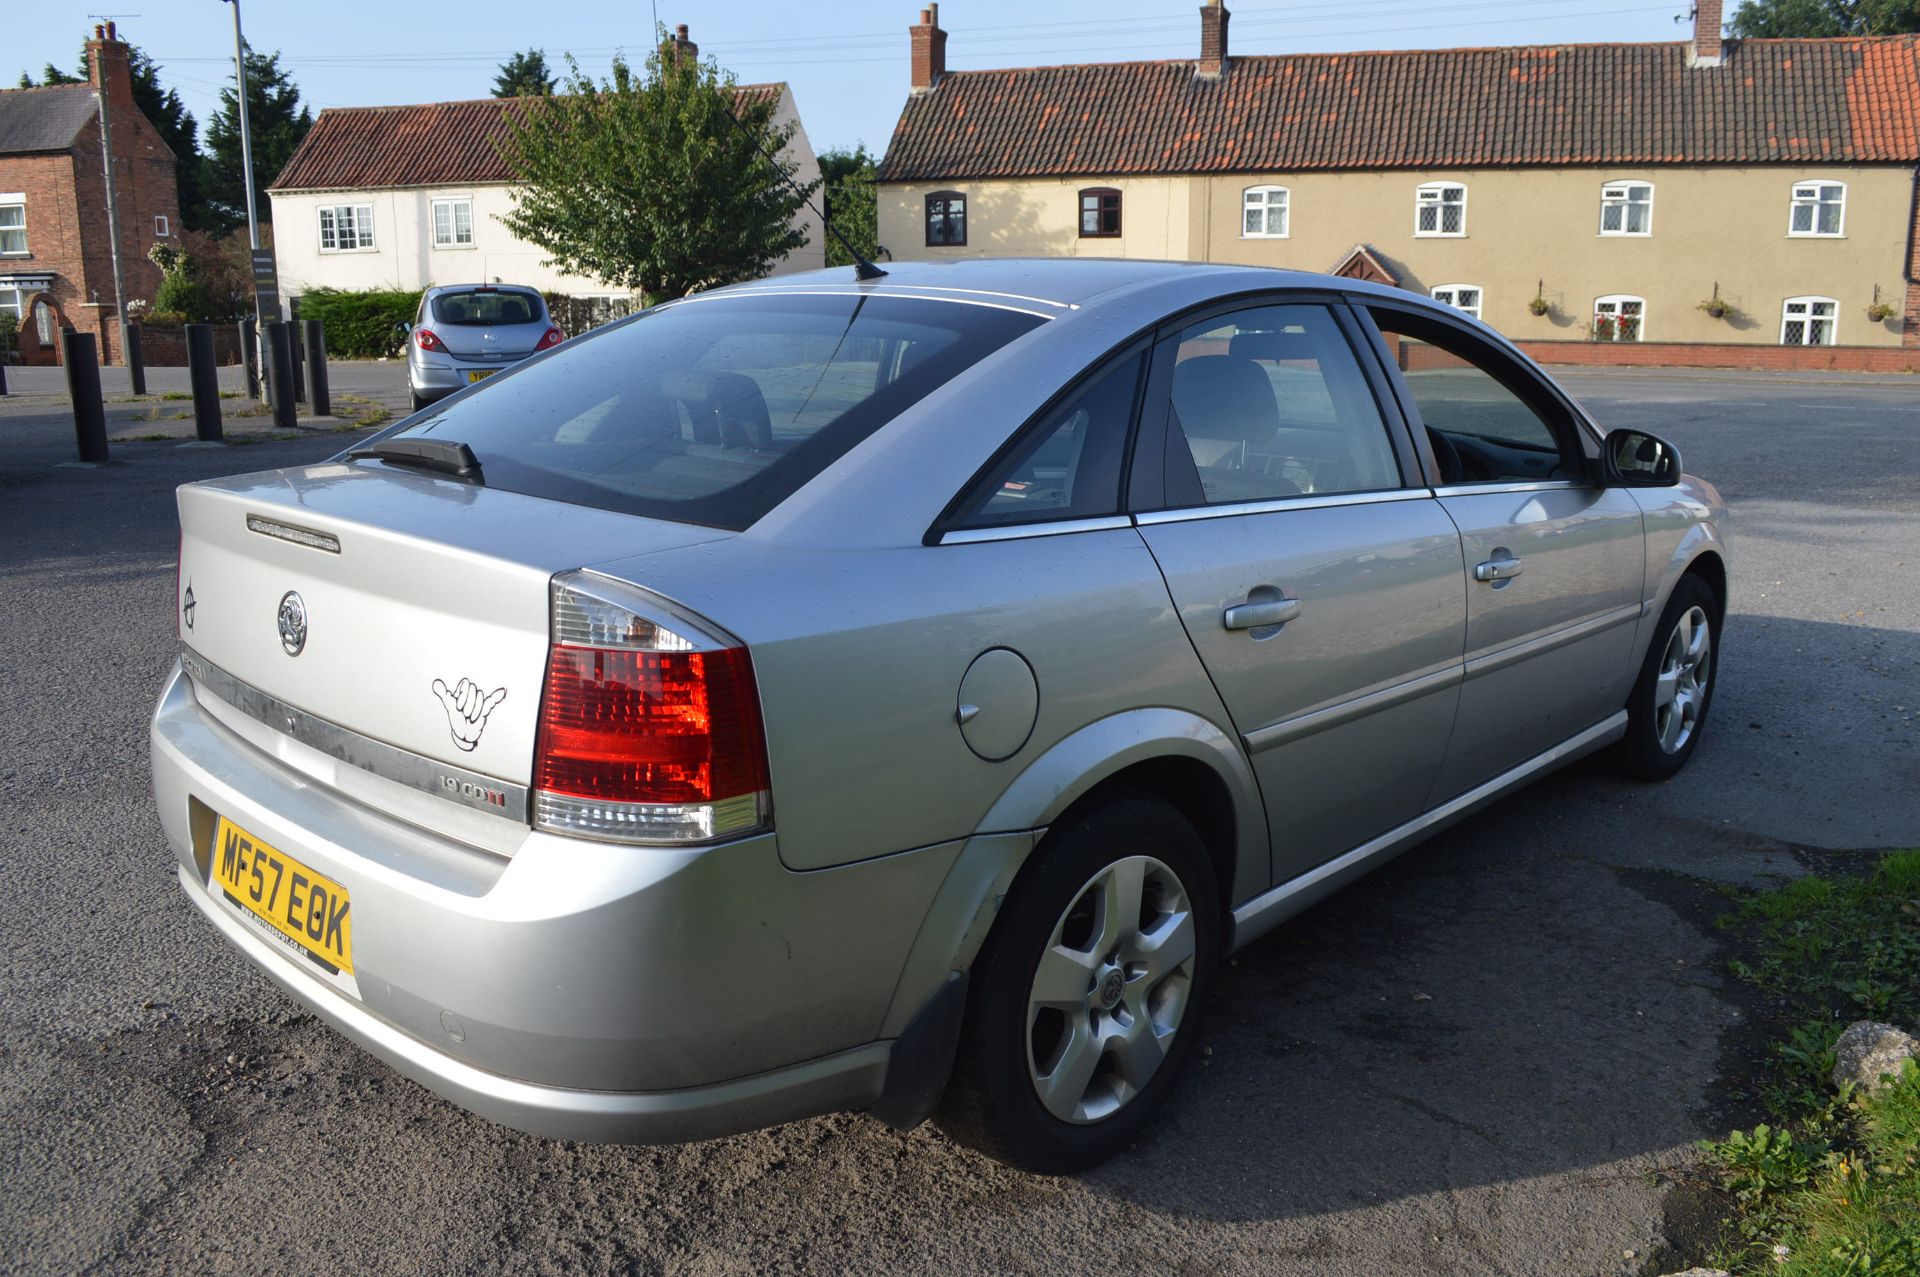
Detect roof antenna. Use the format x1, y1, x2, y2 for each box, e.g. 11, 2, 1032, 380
704, 53, 887, 280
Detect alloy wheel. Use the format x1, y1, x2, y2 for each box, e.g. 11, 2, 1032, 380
1024, 855, 1197, 1124
1654, 604, 1712, 754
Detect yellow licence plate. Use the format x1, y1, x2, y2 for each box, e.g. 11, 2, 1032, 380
466, 369, 497, 384
211, 816, 354, 974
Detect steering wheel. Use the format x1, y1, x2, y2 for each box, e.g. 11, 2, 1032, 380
1425, 427, 1464, 484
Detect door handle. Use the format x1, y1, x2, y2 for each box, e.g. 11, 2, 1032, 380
1473, 556, 1524, 583
1223, 597, 1303, 630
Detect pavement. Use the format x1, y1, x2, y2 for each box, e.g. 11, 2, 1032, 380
1, 363, 1916, 1277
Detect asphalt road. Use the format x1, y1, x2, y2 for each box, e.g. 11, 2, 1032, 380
2, 365, 1916, 1277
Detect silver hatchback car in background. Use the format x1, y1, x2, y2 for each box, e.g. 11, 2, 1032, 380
153, 260, 1725, 1172
402, 283, 564, 411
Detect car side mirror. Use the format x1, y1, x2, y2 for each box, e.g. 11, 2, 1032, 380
394, 321, 412, 335
1601, 428, 1681, 487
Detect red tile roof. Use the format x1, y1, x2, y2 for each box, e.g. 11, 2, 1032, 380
270, 85, 785, 191
876, 37, 1920, 181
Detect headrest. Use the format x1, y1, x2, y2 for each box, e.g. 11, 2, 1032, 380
1172, 355, 1281, 443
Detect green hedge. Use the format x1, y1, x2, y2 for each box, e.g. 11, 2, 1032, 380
299, 288, 423, 359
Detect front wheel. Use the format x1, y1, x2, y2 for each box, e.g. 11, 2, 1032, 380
936, 795, 1219, 1173
1615, 574, 1719, 780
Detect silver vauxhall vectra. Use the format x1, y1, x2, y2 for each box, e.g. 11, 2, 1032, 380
152, 259, 1726, 1172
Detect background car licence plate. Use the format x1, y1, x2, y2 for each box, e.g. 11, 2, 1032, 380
210, 815, 353, 974
466, 370, 496, 383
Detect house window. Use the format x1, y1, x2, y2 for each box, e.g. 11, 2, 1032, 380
1592, 295, 1645, 342
1414, 182, 1466, 236
153, 214, 170, 238
0, 200, 26, 255
925, 191, 967, 247
432, 198, 474, 248
1789, 182, 1845, 236
318, 204, 375, 252
1241, 185, 1289, 238
1079, 188, 1121, 238
0, 286, 21, 319
1781, 296, 1838, 346
1430, 284, 1483, 320
1599, 181, 1653, 235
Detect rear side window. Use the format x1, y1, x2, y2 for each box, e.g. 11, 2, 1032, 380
389, 294, 1045, 530
432, 290, 542, 325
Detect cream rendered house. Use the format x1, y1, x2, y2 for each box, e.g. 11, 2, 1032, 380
268, 46, 822, 305
878, 2, 1920, 366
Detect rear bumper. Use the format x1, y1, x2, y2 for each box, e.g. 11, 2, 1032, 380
408, 352, 528, 398
150, 662, 962, 1142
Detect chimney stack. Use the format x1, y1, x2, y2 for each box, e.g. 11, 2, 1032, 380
85, 20, 136, 114
664, 23, 699, 64
1688, 0, 1724, 66
1198, 1, 1230, 80
911, 4, 947, 95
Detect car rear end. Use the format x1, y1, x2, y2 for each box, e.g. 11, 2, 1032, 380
406, 285, 563, 406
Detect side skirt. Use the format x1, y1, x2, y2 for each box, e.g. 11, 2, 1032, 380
1227, 711, 1628, 952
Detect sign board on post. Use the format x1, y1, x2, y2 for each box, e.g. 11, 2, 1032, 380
250, 248, 281, 318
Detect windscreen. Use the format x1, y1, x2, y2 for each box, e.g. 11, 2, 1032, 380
432, 290, 541, 325
386, 293, 1047, 530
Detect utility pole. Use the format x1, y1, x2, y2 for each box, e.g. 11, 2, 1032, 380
90, 23, 132, 372
223, 0, 274, 404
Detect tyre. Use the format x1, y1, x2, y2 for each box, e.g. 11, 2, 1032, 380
1614, 573, 1719, 781
409, 390, 427, 413
936, 795, 1219, 1173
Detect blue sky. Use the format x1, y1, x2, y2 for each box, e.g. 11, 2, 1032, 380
15, 0, 1699, 157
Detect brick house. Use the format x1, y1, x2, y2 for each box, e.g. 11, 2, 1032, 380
878, 3, 1920, 370
0, 22, 181, 366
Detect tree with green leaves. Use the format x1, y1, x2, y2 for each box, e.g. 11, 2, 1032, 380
496, 41, 814, 300
1728, 0, 1919, 35
493, 49, 556, 98
202, 49, 312, 236
817, 145, 881, 268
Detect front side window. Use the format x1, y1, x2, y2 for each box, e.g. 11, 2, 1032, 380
1789, 182, 1845, 236
1431, 284, 1483, 320
1599, 181, 1653, 235
0, 201, 26, 255
925, 191, 967, 246
318, 204, 375, 252
1079, 188, 1121, 238
1781, 296, 1838, 346
1242, 185, 1289, 238
1368, 307, 1574, 486
1163, 304, 1402, 505
1415, 182, 1466, 236
432, 198, 475, 248
957, 349, 1144, 528
388, 293, 1043, 530
1592, 294, 1645, 342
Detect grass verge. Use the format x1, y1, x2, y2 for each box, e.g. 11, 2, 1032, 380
1698, 850, 1920, 1275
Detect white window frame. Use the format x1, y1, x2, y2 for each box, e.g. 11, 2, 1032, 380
1414, 182, 1467, 237
0, 196, 26, 256
431, 197, 475, 249
153, 213, 170, 238
1592, 294, 1647, 342
1241, 185, 1290, 238
1430, 284, 1483, 320
1598, 180, 1654, 236
317, 203, 376, 253
1788, 181, 1845, 237
1780, 295, 1839, 346
0, 285, 22, 319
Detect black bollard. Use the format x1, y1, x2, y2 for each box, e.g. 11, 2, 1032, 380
185, 323, 223, 443
63, 330, 109, 463
0, 358, 8, 397
265, 321, 298, 429
302, 318, 330, 418
289, 297, 306, 404
127, 321, 147, 395
237, 315, 260, 400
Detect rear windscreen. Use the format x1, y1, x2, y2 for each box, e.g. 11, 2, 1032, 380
384, 293, 1047, 530
431, 291, 541, 325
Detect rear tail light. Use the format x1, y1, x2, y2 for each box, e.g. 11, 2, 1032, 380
414, 328, 447, 353
532, 571, 771, 845
534, 325, 565, 352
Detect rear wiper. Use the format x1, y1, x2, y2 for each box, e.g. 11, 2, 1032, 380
347, 437, 484, 482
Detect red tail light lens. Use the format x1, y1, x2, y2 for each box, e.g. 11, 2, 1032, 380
532, 572, 771, 845
414, 327, 447, 353
534, 325, 565, 352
